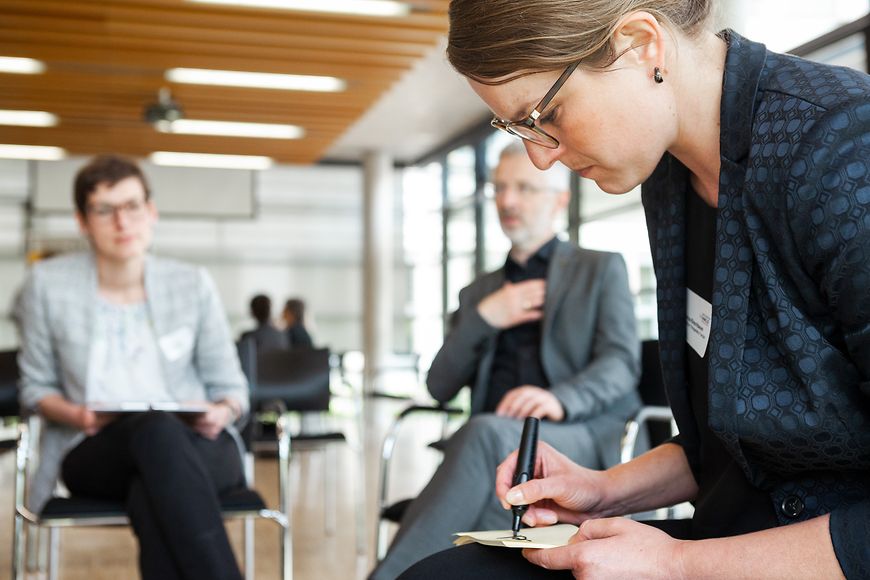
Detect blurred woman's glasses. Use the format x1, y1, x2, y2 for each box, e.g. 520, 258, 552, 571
87, 199, 148, 222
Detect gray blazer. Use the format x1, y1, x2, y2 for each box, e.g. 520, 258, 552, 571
428, 242, 641, 463
15, 252, 249, 513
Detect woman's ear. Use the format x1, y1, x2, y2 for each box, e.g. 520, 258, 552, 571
609, 11, 667, 70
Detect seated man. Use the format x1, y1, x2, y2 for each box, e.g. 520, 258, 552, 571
16, 154, 249, 580
369, 143, 641, 579
239, 293, 288, 353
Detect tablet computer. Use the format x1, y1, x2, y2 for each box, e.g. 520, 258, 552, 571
87, 401, 210, 416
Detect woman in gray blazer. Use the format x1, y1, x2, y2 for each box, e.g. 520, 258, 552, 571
16, 155, 249, 580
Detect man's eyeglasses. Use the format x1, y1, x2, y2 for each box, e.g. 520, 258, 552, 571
490, 61, 580, 149
491, 181, 554, 198
87, 199, 148, 222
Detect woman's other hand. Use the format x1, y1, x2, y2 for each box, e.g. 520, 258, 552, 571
193, 400, 237, 440
523, 518, 687, 579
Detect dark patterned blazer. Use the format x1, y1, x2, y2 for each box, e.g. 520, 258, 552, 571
642, 32, 869, 577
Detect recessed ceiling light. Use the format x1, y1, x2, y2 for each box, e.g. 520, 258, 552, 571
166, 67, 346, 92
188, 0, 410, 17
149, 151, 273, 170
0, 56, 46, 75
0, 144, 66, 160
158, 119, 305, 139
0, 110, 59, 127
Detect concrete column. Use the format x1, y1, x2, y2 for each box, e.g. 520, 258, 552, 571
362, 150, 394, 395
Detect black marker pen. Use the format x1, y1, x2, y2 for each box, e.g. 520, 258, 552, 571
511, 416, 539, 539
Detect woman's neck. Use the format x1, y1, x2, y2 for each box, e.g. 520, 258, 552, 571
668, 31, 728, 208
96, 254, 146, 304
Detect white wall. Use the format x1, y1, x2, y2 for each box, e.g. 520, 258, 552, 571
0, 159, 410, 354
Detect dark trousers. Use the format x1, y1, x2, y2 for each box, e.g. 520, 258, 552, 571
61, 411, 245, 580
398, 520, 693, 579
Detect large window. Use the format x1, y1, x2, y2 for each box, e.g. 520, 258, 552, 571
444, 146, 478, 314
402, 162, 445, 371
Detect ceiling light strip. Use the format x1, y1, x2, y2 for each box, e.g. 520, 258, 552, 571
166, 67, 346, 92
0, 110, 59, 127
0, 56, 46, 75
189, 0, 410, 17
149, 151, 274, 170
0, 144, 66, 160
160, 119, 305, 139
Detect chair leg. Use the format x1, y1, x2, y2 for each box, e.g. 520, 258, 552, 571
48, 527, 60, 580
281, 519, 292, 580
376, 520, 391, 562
324, 446, 336, 535
12, 514, 25, 580
244, 517, 255, 580
26, 524, 41, 572
354, 445, 367, 557
277, 413, 293, 580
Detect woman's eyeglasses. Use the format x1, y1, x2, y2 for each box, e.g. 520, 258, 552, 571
490, 62, 580, 149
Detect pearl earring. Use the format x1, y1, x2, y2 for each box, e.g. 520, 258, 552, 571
654, 67, 664, 84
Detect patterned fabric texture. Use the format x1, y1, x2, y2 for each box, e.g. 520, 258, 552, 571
642, 31, 869, 578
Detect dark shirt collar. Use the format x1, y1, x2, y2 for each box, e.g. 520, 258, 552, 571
718, 30, 767, 165
504, 236, 558, 274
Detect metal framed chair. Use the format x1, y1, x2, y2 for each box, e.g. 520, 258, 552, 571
619, 339, 682, 520
375, 402, 466, 561
238, 339, 367, 555
619, 340, 677, 461
12, 412, 293, 580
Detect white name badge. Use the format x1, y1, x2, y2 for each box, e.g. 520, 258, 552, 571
686, 289, 712, 358
158, 326, 195, 362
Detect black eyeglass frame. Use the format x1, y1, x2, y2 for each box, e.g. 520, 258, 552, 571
490, 61, 581, 149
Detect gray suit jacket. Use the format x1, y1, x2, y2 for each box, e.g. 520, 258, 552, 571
427, 241, 641, 464
15, 252, 249, 513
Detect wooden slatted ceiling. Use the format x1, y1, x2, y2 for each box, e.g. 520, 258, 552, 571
0, 0, 450, 164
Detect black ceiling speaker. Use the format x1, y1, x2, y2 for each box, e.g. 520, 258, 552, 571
143, 88, 184, 131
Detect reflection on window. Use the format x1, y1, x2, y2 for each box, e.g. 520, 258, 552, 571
727, 0, 868, 53
579, 205, 658, 340
482, 198, 512, 271
446, 146, 476, 203
802, 33, 867, 70
403, 162, 444, 369
446, 254, 475, 313
447, 204, 476, 256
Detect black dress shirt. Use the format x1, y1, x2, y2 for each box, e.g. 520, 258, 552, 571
483, 237, 557, 412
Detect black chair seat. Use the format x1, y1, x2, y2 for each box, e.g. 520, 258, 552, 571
219, 487, 267, 512
381, 498, 413, 523
40, 488, 266, 520
293, 432, 346, 443
41, 497, 127, 519
427, 437, 450, 452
